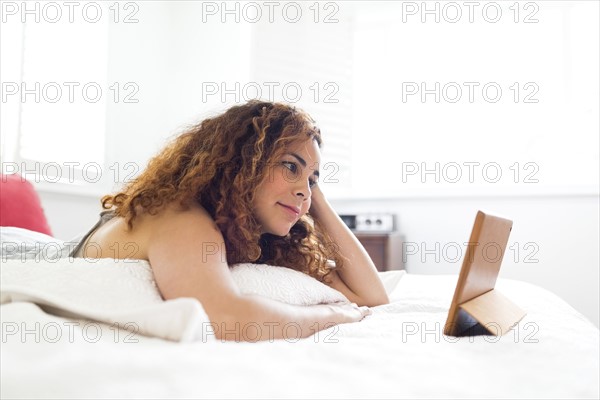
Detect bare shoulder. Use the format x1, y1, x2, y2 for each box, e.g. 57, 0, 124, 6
146, 203, 226, 262
144, 203, 240, 309
146, 203, 220, 241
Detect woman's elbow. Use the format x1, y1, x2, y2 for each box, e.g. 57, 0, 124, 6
359, 292, 390, 307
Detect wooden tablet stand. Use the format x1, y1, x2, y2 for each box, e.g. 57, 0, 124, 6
444, 211, 526, 337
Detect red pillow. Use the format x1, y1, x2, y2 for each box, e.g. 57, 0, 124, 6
0, 174, 53, 236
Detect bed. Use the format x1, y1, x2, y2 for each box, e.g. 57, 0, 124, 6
1, 227, 599, 399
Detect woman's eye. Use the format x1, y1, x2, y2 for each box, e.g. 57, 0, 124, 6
282, 161, 297, 173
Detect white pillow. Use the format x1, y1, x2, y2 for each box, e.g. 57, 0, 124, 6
230, 263, 349, 305
0, 259, 352, 342
0, 226, 66, 260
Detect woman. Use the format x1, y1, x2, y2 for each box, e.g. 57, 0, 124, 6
71, 100, 389, 341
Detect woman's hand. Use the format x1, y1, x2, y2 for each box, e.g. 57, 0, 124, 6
325, 302, 372, 324
308, 183, 328, 219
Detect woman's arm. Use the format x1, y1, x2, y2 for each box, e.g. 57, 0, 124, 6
221, 294, 370, 341
309, 186, 390, 307
145, 205, 369, 342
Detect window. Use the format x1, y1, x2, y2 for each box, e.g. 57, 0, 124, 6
347, 1, 599, 198
1, 6, 108, 195
3, 1, 597, 199
249, 5, 354, 198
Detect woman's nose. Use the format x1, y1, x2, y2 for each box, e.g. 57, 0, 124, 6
294, 179, 311, 199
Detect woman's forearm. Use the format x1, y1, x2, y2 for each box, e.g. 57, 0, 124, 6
310, 191, 389, 306
212, 294, 362, 342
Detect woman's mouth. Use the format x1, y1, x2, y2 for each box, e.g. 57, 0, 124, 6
277, 202, 300, 218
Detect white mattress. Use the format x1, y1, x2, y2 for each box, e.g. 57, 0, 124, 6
2, 262, 598, 399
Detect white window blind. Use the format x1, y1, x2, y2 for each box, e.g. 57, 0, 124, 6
0, 17, 23, 163
247, 1, 598, 198
248, 2, 354, 197
2, 7, 109, 191
20, 18, 108, 165
3, 1, 596, 199
348, 1, 599, 197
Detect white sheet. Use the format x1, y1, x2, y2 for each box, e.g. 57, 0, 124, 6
1, 257, 598, 399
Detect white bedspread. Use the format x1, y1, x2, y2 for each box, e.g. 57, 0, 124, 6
1, 257, 598, 399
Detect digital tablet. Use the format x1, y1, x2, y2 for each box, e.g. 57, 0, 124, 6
444, 211, 526, 336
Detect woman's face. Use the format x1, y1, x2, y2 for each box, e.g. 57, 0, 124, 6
253, 138, 321, 236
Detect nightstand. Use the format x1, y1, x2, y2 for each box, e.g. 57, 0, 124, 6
355, 233, 404, 272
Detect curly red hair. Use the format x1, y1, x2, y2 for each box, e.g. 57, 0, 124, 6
101, 100, 341, 282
